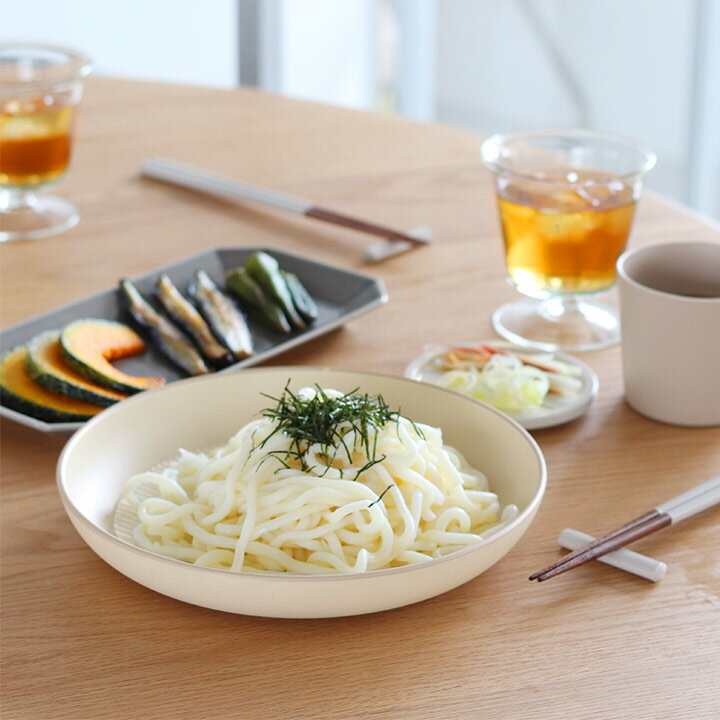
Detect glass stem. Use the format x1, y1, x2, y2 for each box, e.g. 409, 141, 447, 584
538, 296, 582, 322
0, 189, 37, 212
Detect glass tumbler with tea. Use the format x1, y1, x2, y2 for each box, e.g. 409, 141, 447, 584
0, 43, 91, 243
481, 129, 656, 351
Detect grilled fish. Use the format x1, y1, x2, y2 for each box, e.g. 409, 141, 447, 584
156, 273, 234, 368
119, 279, 210, 376
188, 271, 254, 359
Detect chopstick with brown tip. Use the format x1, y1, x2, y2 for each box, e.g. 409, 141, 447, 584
528, 509, 661, 580
530, 474, 720, 583
304, 207, 428, 247
535, 512, 672, 581
140, 157, 430, 252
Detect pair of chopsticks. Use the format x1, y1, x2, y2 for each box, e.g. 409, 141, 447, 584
530, 474, 720, 582
140, 157, 431, 263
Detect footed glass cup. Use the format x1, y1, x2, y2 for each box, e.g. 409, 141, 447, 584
481, 129, 656, 352
0, 43, 91, 242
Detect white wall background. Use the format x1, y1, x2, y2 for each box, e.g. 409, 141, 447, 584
3, 0, 718, 218
1, 0, 240, 87
433, 0, 714, 214
260, 0, 378, 109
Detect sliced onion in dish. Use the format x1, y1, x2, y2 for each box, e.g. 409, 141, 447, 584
440, 354, 551, 411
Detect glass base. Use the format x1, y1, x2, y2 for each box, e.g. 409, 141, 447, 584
0, 191, 79, 242
492, 296, 620, 352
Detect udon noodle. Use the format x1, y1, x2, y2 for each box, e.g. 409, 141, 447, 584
121, 387, 517, 574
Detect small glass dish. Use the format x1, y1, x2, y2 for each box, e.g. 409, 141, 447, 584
404, 340, 599, 430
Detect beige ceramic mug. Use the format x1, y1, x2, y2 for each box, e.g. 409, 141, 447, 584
617, 241, 720, 426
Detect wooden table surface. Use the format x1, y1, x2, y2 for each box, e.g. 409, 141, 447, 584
1, 78, 719, 720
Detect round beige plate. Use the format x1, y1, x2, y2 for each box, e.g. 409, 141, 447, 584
57, 367, 546, 618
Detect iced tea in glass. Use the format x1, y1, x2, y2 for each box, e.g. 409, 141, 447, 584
1, 100, 75, 187
0, 44, 91, 242
482, 130, 656, 351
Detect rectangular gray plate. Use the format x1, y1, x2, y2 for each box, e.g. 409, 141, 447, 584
0, 246, 387, 433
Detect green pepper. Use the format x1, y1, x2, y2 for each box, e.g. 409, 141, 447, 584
282, 270, 318, 323
225, 266, 291, 333
244, 252, 306, 330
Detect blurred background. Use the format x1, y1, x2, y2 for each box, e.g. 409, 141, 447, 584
5, 0, 719, 219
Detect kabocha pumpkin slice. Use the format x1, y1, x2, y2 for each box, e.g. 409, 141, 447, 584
0, 346, 104, 422
27, 330, 128, 407
60, 319, 166, 395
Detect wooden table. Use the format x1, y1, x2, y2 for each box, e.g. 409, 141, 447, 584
2, 78, 719, 720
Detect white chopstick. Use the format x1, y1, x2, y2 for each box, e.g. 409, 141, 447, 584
142, 157, 311, 213
656, 474, 720, 521
140, 157, 431, 263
